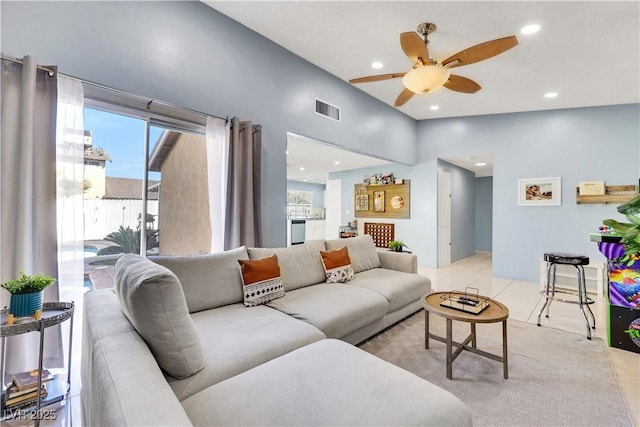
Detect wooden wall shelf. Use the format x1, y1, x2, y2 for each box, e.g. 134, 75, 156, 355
354, 180, 410, 219
576, 185, 638, 204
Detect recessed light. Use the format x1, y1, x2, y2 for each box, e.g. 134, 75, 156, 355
430, 105, 440, 111
544, 92, 558, 98
299, 167, 305, 171
285, 150, 289, 154
334, 161, 340, 165
475, 162, 487, 167
371, 61, 383, 69
521, 24, 540, 35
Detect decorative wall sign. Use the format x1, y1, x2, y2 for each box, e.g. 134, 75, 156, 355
355, 194, 369, 211
354, 180, 410, 219
518, 177, 561, 206
390, 195, 404, 209
373, 191, 385, 212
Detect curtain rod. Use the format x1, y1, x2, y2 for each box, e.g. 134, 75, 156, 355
2, 54, 228, 123
1, 54, 56, 76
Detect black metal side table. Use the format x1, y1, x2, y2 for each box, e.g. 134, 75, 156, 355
1, 301, 74, 425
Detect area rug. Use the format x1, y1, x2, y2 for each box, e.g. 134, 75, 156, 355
359, 313, 632, 426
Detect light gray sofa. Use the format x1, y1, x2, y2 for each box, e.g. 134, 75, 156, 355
82, 235, 473, 426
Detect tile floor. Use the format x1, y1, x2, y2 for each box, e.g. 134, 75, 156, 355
4, 252, 639, 426
419, 251, 639, 427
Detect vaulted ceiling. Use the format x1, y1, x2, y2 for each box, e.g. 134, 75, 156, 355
207, 1, 639, 121
207, 1, 639, 179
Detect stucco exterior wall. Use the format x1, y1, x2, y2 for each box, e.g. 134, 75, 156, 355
158, 133, 211, 255
84, 164, 106, 199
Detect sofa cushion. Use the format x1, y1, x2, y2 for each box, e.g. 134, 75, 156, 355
325, 234, 381, 273
238, 255, 285, 306
113, 254, 204, 379
248, 240, 326, 291
266, 283, 389, 339
181, 339, 473, 427
82, 290, 195, 427
167, 303, 325, 401
349, 268, 431, 312
320, 246, 355, 283
152, 246, 248, 313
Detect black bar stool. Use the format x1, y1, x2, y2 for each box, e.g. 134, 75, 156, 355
537, 252, 596, 339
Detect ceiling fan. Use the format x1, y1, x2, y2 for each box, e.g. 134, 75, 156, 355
349, 23, 518, 107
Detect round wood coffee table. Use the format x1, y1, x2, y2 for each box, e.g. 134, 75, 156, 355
423, 292, 509, 380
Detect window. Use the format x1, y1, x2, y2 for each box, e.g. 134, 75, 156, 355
79, 82, 212, 292
287, 190, 313, 218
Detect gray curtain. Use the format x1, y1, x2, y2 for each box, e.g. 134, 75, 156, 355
1, 56, 62, 372
224, 117, 262, 249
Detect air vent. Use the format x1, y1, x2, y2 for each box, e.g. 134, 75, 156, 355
315, 99, 341, 122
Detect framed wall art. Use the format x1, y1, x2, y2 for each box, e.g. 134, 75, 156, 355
518, 177, 562, 206
355, 194, 369, 211
373, 191, 385, 212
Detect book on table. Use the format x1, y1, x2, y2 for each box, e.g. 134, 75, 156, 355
5, 387, 46, 407
11, 369, 54, 391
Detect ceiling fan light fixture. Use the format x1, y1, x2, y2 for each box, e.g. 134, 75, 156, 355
402, 64, 450, 94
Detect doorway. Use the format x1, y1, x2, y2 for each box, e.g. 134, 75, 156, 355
438, 169, 452, 266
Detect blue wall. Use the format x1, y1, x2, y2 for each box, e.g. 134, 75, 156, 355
330, 159, 476, 263
2, 2, 639, 284
475, 177, 493, 252
1, 1, 416, 248
417, 105, 640, 282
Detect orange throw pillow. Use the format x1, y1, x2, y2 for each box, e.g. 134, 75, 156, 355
238, 255, 285, 306
320, 247, 355, 283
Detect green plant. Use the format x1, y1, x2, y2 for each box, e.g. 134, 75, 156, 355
388, 239, 405, 252
97, 225, 159, 255
1, 272, 56, 295
603, 194, 640, 264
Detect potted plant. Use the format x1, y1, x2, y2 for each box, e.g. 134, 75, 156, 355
388, 240, 406, 252
603, 194, 640, 266
1, 272, 56, 317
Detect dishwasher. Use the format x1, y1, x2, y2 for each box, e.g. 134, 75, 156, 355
290, 219, 306, 245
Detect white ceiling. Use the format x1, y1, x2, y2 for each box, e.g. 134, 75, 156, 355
286, 133, 391, 183
207, 1, 639, 178
207, 1, 639, 121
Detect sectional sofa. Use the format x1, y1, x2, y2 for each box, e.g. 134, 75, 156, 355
82, 235, 473, 426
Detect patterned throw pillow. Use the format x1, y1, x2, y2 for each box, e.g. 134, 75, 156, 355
238, 255, 285, 306
320, 246, 355, 283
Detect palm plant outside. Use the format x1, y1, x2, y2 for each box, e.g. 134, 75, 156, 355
98, 225, 159, 255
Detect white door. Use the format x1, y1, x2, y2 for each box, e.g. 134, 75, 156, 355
438, 170, 452, 266
325, 179, 342, 240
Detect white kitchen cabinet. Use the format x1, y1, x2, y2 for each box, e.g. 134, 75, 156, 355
305, 220, 326, 241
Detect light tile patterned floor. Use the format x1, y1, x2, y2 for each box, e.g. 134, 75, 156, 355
5, 252, 639, 426
419, 252, 639, 426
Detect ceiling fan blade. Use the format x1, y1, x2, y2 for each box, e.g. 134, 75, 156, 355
444, 74, 481, 93
400, 32, 429, 64
394, 88, 415, 107
442, 35, 518, 69
349, 73, 405, 84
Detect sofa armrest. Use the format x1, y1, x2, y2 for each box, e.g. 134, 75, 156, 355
377, 250, 417, 273
83, 290, 194, 426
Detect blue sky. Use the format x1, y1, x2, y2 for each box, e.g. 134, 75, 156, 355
84, 108, 164, 180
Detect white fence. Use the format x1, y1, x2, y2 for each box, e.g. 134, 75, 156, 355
84, 199, 159, 240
